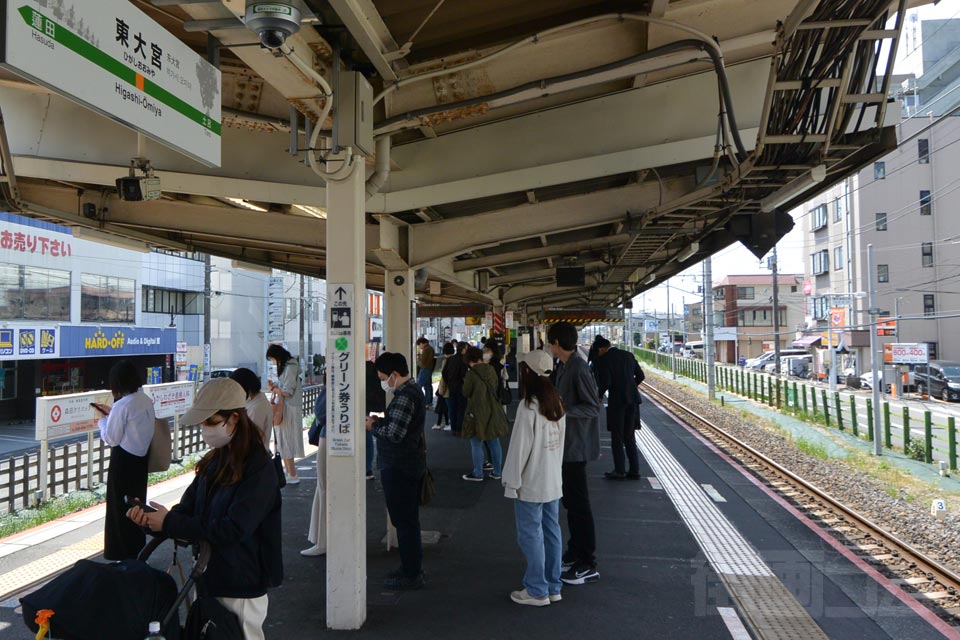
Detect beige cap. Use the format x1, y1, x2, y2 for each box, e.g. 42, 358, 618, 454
180, 378, 247, 426
518, 350, 555, 377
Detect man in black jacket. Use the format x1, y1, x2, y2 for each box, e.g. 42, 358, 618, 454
548, 322, 602, 586
594, 337, 645, 480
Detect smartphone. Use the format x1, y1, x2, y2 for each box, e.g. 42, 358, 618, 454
90, 402, 106, 414
124, 495, 157, 513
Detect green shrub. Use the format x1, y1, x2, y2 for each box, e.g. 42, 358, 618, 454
904, 440, 926, 462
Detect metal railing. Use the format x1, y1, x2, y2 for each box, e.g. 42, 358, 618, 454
0, 384, 321, 516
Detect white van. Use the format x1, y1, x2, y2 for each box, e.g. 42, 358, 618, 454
682, 341, 704, 359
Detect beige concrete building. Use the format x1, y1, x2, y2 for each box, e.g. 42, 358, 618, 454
711, 274, 805, 363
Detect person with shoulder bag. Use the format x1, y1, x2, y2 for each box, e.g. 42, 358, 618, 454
302, 385, 327, 557
266, 344, 303, 485
461, 347, 508, 482
483, 342, 512, 407
127, 378, 282, 640
93, 360, 156, 561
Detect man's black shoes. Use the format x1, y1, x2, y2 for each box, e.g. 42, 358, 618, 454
604, 471, 626, 480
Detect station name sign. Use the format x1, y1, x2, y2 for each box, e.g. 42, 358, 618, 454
0, 0, 221, 166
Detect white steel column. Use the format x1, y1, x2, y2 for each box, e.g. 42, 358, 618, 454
325, 161, 367, 630
386, 269, 415, 366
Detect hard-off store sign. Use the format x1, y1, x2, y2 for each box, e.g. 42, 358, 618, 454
0, 0, 222, 166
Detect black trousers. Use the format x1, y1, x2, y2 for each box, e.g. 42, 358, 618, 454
560, 461, 596, 566
104, 446, 148, 561
381, 467, 424, 578
608, 403, 640, 475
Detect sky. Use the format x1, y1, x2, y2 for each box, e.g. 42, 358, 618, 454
635, 0, 960, 314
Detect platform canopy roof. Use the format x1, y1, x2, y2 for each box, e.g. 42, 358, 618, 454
0, 0, 922, 318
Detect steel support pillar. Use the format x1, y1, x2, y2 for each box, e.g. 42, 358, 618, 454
325, 161, 367, 630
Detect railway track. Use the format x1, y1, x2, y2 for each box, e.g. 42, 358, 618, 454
643, 381, 960, 626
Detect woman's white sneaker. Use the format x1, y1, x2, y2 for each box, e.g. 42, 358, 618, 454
510, 589, 550, 607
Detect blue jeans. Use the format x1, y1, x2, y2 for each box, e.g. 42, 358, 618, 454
469, 437, 501, 478
417, 369, 433, 406
514, 499, 562, 598
366, 430, 375, 476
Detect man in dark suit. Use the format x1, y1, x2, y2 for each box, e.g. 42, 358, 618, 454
594, 337, 645, 480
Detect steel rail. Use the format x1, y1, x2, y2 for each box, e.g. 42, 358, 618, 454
642, 381, 960, 595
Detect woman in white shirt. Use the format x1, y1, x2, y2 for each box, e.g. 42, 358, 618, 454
501, 350, 566, 607
92, 360, 156, 560
230, 368, 273, 448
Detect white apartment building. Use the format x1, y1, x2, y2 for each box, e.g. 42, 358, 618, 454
801, 17, 960, 368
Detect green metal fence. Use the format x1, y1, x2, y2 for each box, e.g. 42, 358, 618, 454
632, 347, 958, 471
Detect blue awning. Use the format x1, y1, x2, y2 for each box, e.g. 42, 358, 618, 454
791, 335, 821, 348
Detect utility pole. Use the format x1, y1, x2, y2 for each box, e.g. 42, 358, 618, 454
704, 256, 715, 400
772, 245, 781, 376
828, 293, 838, 393
868, 244, 882, 455
307, 277, 314, 384
668, 281, 676, 379
299, 274, 306, 375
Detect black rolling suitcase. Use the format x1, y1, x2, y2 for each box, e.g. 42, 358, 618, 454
21, 536, 241, 640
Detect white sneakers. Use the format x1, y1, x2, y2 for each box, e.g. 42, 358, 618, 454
285, 475, 301, 485
300, 544, 326, 557
510, 589, 559, 607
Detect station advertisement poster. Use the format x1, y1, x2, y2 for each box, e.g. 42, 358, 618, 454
36, 381, 194, 440
60, 326, 177, 358
0, 0, 221, 166
144, 381, 194, 419
35, 389, 113, 440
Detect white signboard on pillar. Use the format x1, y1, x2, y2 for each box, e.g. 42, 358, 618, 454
0, 0, 222, 165
327, 283, 356, 457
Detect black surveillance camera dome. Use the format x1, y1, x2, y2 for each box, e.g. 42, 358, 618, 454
260, 29, 287, 49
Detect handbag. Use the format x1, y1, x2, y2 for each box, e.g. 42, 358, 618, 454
272, 451, 286, 488
184, 595, 243, 639
497, 377, 512, 405
271, 391, 284, 427
147, 418, 172, 473
418, 435, 435, 506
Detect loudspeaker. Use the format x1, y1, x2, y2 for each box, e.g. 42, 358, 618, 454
556, 266, 585, 287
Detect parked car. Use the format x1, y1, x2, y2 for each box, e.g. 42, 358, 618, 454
746, 349, 810, 371
914, 362, 960, 402
210, 367, 237, 379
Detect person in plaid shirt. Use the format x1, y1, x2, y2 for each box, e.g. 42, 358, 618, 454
366, 352, 427, 590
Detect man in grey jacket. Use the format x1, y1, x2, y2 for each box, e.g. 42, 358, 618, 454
547, 322, 602, 585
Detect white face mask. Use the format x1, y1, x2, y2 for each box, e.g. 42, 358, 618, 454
380, 375, 394, 393
202, 417, 234, 449
482, 353, 492, 363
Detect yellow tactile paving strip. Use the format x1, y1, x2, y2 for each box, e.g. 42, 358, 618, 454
0, 532, 103, 598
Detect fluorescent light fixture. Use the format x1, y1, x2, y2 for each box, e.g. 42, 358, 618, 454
225, 197, 268, 212
643, 273, 656, 285
293, 204, 327, 219
678, 242, 700, 262
72, 227, 150, 253
759, 164, 827, 212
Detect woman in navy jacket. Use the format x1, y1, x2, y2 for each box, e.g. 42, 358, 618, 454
128, 378, 282, 640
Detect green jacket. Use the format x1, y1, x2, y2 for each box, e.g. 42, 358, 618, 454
462, 363, 508, 441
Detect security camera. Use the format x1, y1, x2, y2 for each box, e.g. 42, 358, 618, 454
245, 2, 301, 50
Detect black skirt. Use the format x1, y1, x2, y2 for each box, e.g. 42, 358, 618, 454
104, 445, 148, 561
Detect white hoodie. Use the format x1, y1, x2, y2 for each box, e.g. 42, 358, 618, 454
502, 399, 566, 503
